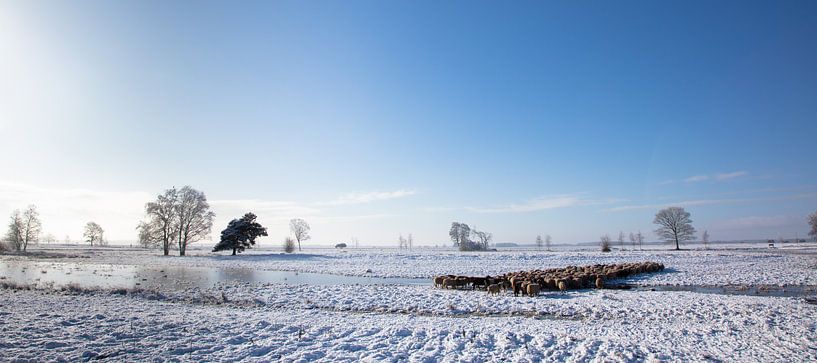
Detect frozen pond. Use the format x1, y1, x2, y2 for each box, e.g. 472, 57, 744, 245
0, 260, 429, 290
2, 259, 815, 298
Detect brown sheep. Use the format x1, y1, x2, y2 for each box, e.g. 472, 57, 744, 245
487, 284, 501, 295
442, 278, 457, 289
433, 276, 446, 288
557, 280, 567, 292
595, 277, 604, 289
513, 280, 527, 297
526, 283, 540, 297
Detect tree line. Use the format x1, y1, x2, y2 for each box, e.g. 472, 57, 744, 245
3, 191, 817, 253
0, 185, 315, 256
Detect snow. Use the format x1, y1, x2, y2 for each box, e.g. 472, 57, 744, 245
1, 245, 816, 361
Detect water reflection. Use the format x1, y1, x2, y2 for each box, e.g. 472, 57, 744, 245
0, 260, 428, 290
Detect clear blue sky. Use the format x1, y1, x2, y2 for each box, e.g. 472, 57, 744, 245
1, 0, 816, 245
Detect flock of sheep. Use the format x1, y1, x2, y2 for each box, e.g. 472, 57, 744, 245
433, 261, 665, 297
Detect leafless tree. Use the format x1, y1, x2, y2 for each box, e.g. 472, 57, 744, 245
4, 205, 41, 252
351, 236, 359, 248
83, 222, 105, 246
618, 231, 625, 251
4, 211, 22, 251
143, 188, 179, 255
535, 235, 543, 250
702, 230, 710, 250
449, 222, 471, 249
629, 232, 637, 249
653, 207, 696, 250
136, 221, 161, 249
174, 186, 215, 256
407, 233, 413, 250
600, 234, 611, 252
398, 234, 407, 249
472, 228, 492, 250
22, 206, 41, 250
809, 210, 817, 242
289, 218, 310, 251
545, 234, 552, 251
636, 231, 644, 250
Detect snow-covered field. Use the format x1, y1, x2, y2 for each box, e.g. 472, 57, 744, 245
1, 245, 816, 361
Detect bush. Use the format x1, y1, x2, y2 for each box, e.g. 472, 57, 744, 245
458, 240, 487, 252
283, 237, 295, 253
335, 243, 347, 249
600, 240, 611, 252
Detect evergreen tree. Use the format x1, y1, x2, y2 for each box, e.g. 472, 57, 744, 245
212, 213, 268, 255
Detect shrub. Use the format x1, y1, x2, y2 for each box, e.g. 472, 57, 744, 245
459, 240, 486, 252
600, 234, 612, 252
283, 237, 295, 253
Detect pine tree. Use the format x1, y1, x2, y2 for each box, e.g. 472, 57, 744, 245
212, 213, 268, 255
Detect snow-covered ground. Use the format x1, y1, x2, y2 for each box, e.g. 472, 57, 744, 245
1, 245, 816, 361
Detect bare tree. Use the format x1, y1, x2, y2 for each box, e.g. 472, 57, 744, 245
702, 230, 710, 250
22, 205, 42, 250
618, 231, 625, 251
136, 221, 161, 249
449, 222, 471, 249
289, 218, 310, 251
809, 210, 817, 242
545, 234, 552, 251
600, 234, 611, 252
653, 207, 696, 250
473, 228, 492, 250
83, 222, 104, 246
398, 234, 407, 249
535, 235, 543, 250
4, 210, 23, 251
143, 188, 179, 256
629, 232, 637, 249
407, 233, 413, 250
174, 186, 215, 256
636, 231, 644, 250
351, 236, 359, 248
5, 205, 41, 252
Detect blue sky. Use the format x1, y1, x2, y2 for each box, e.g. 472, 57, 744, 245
1, 0, 816, 245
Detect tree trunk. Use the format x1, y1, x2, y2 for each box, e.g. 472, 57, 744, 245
675, 235, 680, 250
232, 248, 236, 256
298, 239, 301, 252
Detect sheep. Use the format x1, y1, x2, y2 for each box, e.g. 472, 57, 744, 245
557, 280, 567, 292
487, 284, 501, 295
433, 276, 446, 288
470, 276, 488, 290
526, 283, 540, 297
442, 278, 457, 289
595, 277, 604, 289
513, 280, 527, 297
